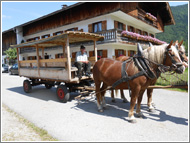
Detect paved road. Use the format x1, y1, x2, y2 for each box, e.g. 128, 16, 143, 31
2, 73, 188, 141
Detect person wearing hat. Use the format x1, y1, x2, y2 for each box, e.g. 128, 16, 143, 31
74, 45, 91, 79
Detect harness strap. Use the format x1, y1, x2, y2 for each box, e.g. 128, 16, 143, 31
112, 59, 145, 89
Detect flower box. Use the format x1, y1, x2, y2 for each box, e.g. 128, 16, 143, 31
145, 13, 157, 21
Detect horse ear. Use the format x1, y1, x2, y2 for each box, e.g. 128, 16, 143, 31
167, 40, 173, 49
179, 40, 183, 47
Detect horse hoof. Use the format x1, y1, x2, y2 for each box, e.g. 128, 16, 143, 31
112, 100, 116, 103
103, 106, 108, 110
148, 108, 155, 113
136, 113, 146, 119
123, 100, 129, 103
98, 109, 104, 112
152, 103, 156, 107
128, 119, 137, 123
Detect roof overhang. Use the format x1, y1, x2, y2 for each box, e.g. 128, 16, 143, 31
10, 31, 104, 48
111, 10, 162, 33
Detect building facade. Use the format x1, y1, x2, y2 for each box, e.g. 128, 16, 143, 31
2, 2, 175, 64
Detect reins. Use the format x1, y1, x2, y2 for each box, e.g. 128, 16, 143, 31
76, 45, 185, 102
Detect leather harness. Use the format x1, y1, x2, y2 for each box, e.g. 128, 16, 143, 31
111, 44, 181, 96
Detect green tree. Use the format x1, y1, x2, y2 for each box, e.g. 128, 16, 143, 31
4, 47, 17, 65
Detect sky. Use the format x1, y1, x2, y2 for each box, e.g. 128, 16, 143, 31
1, 1, 188, 32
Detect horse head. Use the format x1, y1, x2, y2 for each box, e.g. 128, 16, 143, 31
165, 40, 185, 74
173, 40, 188, 68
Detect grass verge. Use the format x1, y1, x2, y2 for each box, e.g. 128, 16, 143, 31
2, 104, 58, 141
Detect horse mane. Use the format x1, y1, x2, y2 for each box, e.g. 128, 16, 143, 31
180, 44, 185, 53
143, 44, 168, 64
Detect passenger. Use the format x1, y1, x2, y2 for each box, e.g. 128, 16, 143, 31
44, 53, 49, 59
74, 45, 91, 79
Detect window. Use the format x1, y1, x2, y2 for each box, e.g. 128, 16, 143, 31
97, 50, 103, 60
136, 29, 142, 35
53, 31, 63, 36
150, 33, 154, 38
67, 28, 75, 31
42, 34, 50, 38
128, 50, 136, 57
93, 22, 102, 33
118, 22, 123, 30
143, 31, 148, 36
129, 26, 134, 32
118, 50, 124, 57
55, 53, 63, 58
27, 38, 34, 42
34, 37, 40, 41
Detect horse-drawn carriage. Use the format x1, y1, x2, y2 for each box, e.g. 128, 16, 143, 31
12, 31, 187, 123
11, 31, 104, 103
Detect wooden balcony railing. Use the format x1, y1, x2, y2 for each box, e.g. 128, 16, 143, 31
95, 29, 117, 41
137, 8, 157, 28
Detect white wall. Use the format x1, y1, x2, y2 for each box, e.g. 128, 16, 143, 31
16, 27, 25, 44
23, 14, 114, 41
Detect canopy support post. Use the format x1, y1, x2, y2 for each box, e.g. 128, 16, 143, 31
94, 40, 97, 61
66, 37, 71, 81
16, 48, 20, 75
42, 47, 45, 59
36, 45, 40, 76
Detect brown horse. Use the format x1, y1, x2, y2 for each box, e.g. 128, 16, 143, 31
93, 41, 185, 123
111, 56, 130, 103
111, 40, 188, 112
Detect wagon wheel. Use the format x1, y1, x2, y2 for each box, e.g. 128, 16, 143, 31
56, 85, 70, 103
23, 80, 32, 93
45, 84, 53, 89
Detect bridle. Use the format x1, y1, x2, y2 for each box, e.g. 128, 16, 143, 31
163, 46, 183, 71
175, 44, 188, 63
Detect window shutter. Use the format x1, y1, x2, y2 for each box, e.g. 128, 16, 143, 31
114, 21, 118, 29
72, 52, 76, 58
88, 24, 93, 33
133, 28, 136, 33
89, 51, 94, 57
55, 54, 58, 59
124, 50, 126, 56
102, 50, 107, 58
127, 26, 130, 31
115, 49, 118, 58
102, 20, 107, 31
128, 51, 131, 56
123, 24, 126, 31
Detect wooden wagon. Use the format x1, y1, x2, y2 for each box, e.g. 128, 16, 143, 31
11, 31, 104, 102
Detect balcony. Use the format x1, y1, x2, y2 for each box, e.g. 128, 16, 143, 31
95, 29, 165, 46
137, 8, 158, 29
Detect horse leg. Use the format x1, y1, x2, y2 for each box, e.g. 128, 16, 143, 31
95, 81, 103, 112
120, 90, 129, 103
100, 83, 108, 109
111, 89, 116, 103
147, 88, 155, 112
136, 89, 146, 118
128, 86, 140, 123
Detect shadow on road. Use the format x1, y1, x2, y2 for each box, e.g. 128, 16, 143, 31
7, 86, 80, 103
73, 97, 188, 125
7, 86, 188, 125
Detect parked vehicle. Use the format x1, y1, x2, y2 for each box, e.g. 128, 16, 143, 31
2, 64, 9, 73
9, 63, 19, 75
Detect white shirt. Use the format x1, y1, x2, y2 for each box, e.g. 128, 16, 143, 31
76, 51, 88, 62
